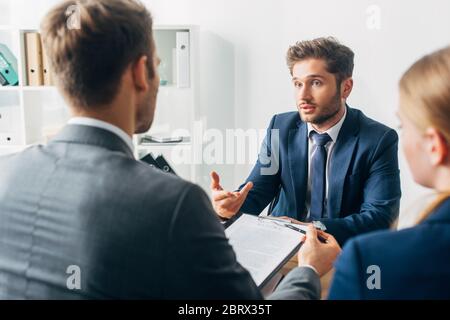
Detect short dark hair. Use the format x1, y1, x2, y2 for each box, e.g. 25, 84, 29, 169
286, 37, 354, 85
41, 0, 155, 108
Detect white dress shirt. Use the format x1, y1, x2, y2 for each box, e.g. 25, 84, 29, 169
68, 117, 134, 154
305, 107, 347, 219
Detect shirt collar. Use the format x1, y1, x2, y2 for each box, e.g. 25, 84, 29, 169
307, 106, 347, 143
68, 117, 134, 153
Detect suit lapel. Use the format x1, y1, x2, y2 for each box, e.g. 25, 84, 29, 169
288, 121, 309, 220
327, 107, 359, 218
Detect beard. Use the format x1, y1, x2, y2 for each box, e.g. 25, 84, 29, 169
135, 87, 157, 134
299, 89, 342, 125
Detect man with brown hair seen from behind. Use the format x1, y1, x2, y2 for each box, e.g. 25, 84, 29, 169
0, 0, 340, 299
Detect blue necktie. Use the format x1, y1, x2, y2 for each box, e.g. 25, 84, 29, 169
310, 131, 331, 220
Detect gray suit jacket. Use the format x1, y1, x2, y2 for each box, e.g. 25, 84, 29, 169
269, 267, 321, 300
0, 124, 319, 299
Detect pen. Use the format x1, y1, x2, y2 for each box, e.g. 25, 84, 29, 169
284, 224, 328, 243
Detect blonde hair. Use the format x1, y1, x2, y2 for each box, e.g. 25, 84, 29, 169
415, 192, 450, 224
399, 46, 450, 223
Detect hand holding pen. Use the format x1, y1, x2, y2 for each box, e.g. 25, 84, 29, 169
297, 225, 342, 277
283, 223, 329, 243
260, 216, 328, 243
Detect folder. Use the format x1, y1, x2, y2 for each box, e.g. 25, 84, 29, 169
41, 39, 53, 86
0, 72, 7, 86
155, 154, 177, 175
140, 153, 160, 168
140, 153, 177, 176
24, 32, 44, 86
176, 31, 190, 88
0, 43, 19, 86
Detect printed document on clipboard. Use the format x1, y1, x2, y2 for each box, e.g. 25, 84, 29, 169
224, 213, 306, 288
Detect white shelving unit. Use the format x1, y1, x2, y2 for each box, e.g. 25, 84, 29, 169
134, 26, 201, 185
1, 0, 235, 191
0, 25, 211, 190
0, 26, 199, 177
0, 23, 67, 154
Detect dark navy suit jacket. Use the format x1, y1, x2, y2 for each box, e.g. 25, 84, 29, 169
328, 198, 450, 299
239, 106, 401, 245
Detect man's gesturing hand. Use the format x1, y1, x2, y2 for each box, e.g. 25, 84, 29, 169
210, 171, 253, 219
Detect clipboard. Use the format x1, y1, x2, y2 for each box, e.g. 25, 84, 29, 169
224, 213, 305, 288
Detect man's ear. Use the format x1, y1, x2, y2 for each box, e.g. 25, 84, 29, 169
341, 78, 353, 99
425, 127, 449, 166
132, 55, 149, 91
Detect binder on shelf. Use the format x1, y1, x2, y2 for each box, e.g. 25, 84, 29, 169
155, 154, 177, 175
172, 48, 177, 85
0, 43, 19, 86
0, 106, 15, 145
41, 39, 53, 86
140, 153, 177, 175
176, 31, 190, 88
140, 152, 160, 168
24, 32, 44, 86
0, 72, 6, 86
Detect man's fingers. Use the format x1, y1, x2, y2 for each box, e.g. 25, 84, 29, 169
238, 181, 253, 199
210, 171, 223, 191
227, 189, 250, 212
319, 231, 340, 247
218, 197, 241, 209
317, 230, 328, 238
213, 181, 252, 214
212, 190, 233, 201
305, 224, 318, 243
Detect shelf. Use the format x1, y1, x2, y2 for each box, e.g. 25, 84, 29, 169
0, 145, 26, 152
0, 144, 21, 148
0, 23, 212, 189
0, 86, 20, 91
0, 86, 57, 92
158, 84, 192, 90
22, 86, 57, 91
0, 26, 15, 31
137, 141, 192, 148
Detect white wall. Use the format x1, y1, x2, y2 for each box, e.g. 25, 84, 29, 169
142, 0, 450, 221
6, 0, 450, 221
